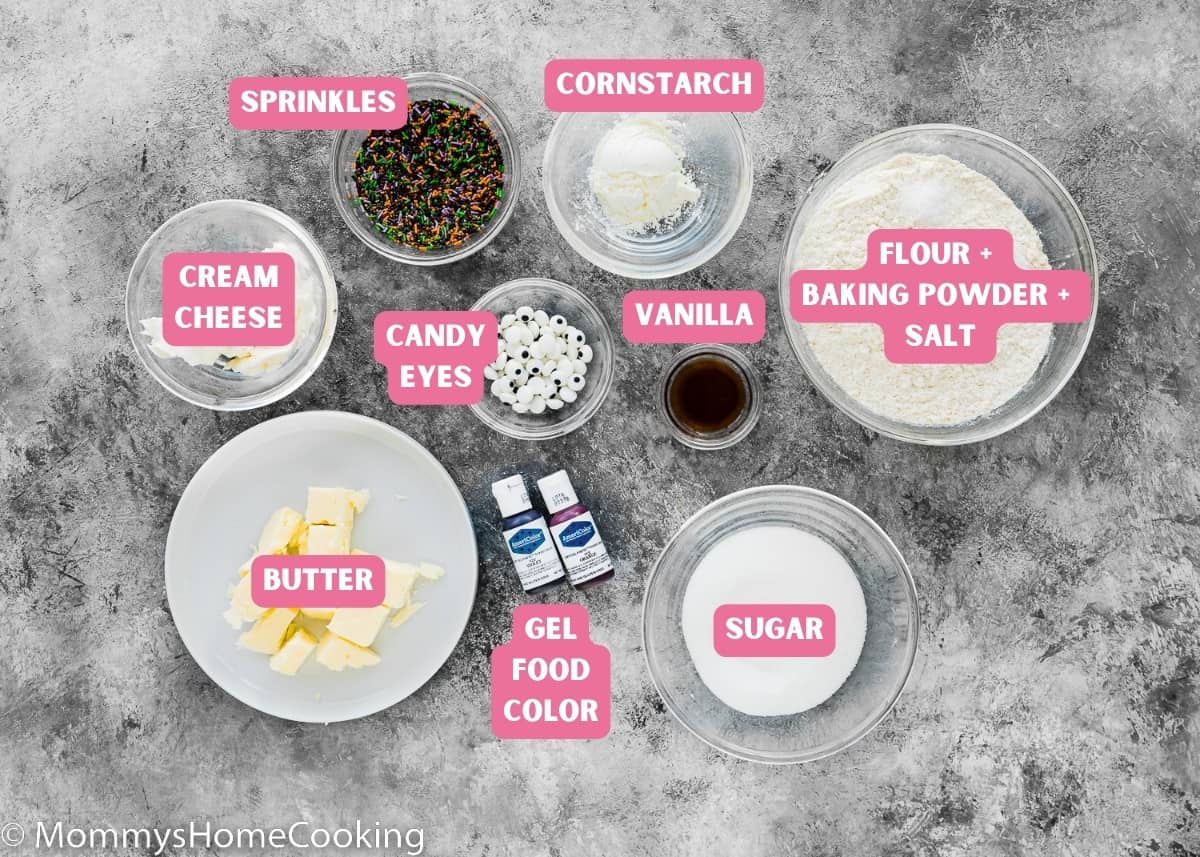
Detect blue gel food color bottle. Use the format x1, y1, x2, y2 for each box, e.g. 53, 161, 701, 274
536, 469, 614, 589
492, 474, 566, 594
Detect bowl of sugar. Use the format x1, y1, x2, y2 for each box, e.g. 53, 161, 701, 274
642, 485, 918, 764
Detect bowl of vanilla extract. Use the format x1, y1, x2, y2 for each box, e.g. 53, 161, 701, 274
659, 344, 762, 450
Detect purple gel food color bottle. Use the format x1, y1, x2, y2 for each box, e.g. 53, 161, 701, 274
492, 474, 566, 594
536, 469, 614, 589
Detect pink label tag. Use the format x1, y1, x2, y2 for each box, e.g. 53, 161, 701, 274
161, 251, 295, 348
373, 311, 498, 406
544, 59, 764, 112
228, 77, 407, 130
790, 228, 1092, 364
250, 555, 384, 608
622, 289, 765, 344
713, 603, 837, 657
490, 604, 611, 740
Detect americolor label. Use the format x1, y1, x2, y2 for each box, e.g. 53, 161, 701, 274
161, 251, 295, 347
713, 603, 837, 658
544, 59, 764, 112
491, 604, 611, 740
373, 311, 498, 406
250, 554, 385, 608
622, 289, 765, 344
228, 76, 407, 130
789, 228, 1092, 364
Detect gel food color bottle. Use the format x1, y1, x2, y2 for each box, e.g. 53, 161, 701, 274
492, 474, 566, 594
536, 470, 614, 589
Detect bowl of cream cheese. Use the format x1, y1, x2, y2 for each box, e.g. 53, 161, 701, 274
643, 485, 919, 764
779, 125, 1099, 444
126, 200, 338, 410
543, 112, 752, 279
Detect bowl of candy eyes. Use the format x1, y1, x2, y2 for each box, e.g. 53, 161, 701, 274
468, 278, 615, 441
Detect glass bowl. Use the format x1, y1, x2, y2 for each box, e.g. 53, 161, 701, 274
779, 124, 1099, 445
330, 72, 521, 265
469, 278, 615, 441
125, 200, 337, 411
543, 112, 752, 279
643, 485, 919, 764
658, 344, 763, 450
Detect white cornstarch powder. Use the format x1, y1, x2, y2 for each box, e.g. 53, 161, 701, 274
792, 153, 1052, 426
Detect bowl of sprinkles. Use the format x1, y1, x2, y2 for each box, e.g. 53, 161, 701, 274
330, 72, 521, 265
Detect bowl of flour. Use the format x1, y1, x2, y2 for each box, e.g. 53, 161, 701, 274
779, 125, 1099, 444
642, 485, 919, 764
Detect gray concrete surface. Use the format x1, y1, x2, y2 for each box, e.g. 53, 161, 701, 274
2, 1, 1199, 854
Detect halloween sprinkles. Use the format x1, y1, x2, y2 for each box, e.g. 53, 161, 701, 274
353, 99, 506, 251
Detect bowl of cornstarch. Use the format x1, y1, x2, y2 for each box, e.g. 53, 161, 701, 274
642, 485, 919, 764
779, 124, 1099, 444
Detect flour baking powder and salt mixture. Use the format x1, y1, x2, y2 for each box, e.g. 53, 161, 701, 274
792, 153, 1053, 426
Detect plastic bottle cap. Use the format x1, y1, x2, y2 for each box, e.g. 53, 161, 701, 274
536, 470, 579, 515
492, 475, 532, 518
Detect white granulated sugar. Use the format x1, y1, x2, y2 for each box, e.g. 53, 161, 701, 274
792, 153, 1052, 427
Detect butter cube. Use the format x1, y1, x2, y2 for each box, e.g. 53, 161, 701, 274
269, 627, 318, 675
257, 507, 305, 555
326, 605, 390, 648
224, 575, 266, 629
350, 549, 414, 608
417, 562, 445, 581
299, 607, 336, 621
390, 600, 425, 627
300, 523, 351, 555
383, 560, 419, 609
237, 608, 298, 655
314, 631, 381, 671
305, 487, 370, 527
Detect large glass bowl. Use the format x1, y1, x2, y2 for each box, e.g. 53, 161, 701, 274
643, 485, 919, 764
125, 200, 337, 411
330, 72, 522, 265
779, 124, 1099, 445
544, 112, 752, 279
469, 278, 615, 441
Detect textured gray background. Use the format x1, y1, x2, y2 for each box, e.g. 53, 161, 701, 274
1, 1, 1198, 854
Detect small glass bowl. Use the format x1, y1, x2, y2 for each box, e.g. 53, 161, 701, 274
330, 72, 522, 265
779, 124, 1099, 445
543, 112, 752, 279
643, 485, 919, 764
125, 200, 337, 411
658, 344, 762, 450
469, 278, 615, 440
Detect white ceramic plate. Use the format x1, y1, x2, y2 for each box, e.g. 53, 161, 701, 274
165, 411, 478, 722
